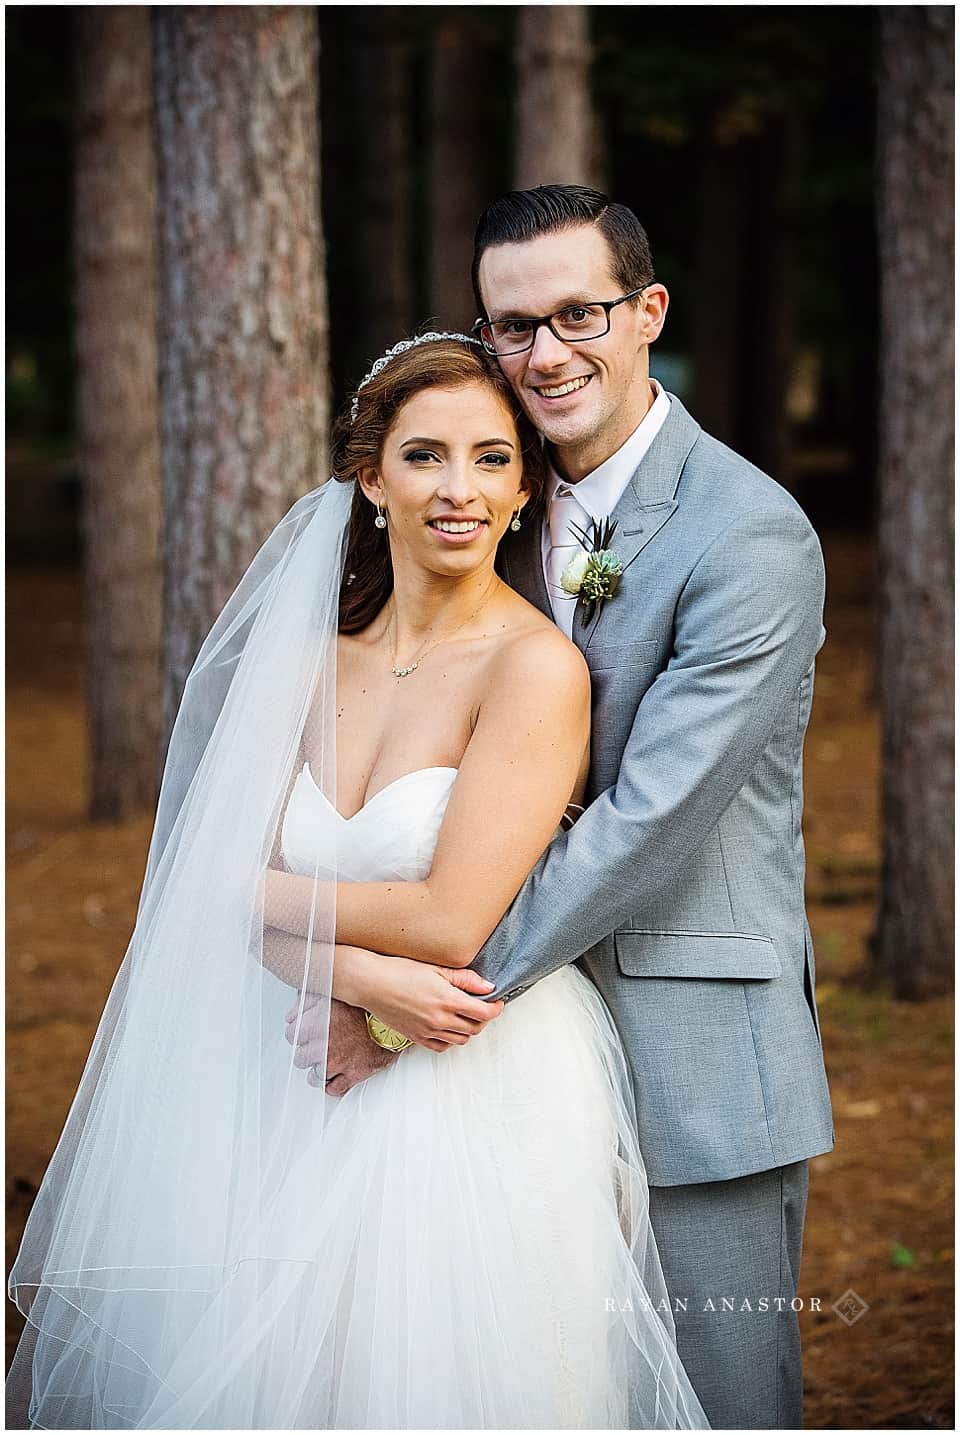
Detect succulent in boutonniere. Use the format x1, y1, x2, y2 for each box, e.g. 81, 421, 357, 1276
560, 516, 631, 626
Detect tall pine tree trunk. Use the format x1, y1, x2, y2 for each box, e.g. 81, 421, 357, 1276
429, 18, 492, 330
152, 7, 329, 742
352, 13, 411, 358
741, 118, 790, 482
874, 6, 954, 998
323, 10, 411, 393
690, 133, 749, 449
692, 118, 789, 477
74, 7, 163, 819
514, 7, 599, 189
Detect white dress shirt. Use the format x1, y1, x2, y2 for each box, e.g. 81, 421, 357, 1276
542, 379, 671, 637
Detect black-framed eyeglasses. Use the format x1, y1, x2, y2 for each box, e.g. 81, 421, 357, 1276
472, 282, 653, 357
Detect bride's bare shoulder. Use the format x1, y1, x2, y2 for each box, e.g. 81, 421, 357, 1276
486, 591, 590, 704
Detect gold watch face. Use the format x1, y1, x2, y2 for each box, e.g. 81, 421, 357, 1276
366, 1014, 411, 1051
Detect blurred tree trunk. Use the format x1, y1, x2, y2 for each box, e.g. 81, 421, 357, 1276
429, 18, 492, 329
152, 7, 329, 745
514, 7, 601, 189
873, 6, 954, 998
74, 7, 162, 819
741, 118, 789, 482
690, 135, 748, 449
323, 10, 411, 394
692, 118, 789, 477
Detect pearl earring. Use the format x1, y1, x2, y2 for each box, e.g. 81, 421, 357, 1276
510, 508, 522, 532
374, 502, 387, 530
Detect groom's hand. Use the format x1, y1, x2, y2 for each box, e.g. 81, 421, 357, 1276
332, 999, 399, 1096
285, 996, 398, 1096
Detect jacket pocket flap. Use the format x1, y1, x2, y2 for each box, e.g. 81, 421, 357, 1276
614, 930, 782, 979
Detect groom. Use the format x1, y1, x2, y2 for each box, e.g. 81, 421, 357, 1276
300, 185, 834, 1429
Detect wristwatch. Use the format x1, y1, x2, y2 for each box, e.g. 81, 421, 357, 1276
365, 1011, 412, 1053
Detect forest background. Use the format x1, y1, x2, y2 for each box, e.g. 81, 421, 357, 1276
6, 5, 954, 1428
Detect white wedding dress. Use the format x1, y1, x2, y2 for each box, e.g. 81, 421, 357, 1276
263, 761, 704, 1429
10, 762, 707, 1430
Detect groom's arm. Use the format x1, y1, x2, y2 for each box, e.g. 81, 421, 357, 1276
471, 504, 826, 994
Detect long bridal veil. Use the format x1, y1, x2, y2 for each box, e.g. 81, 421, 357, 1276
7, 477, 352, 1429
7, 469, 706, 1430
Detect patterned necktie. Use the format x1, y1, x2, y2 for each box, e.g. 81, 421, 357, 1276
545, 485, 592, 637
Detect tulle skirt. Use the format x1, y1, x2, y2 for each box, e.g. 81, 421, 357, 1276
9, 964, 707, 1429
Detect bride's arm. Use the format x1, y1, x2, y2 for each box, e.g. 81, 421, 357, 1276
263, 629, 590, 966
260, 931, 504, 1051
258, 929, 418, 1007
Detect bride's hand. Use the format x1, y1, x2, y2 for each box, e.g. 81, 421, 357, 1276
338, 946, 505, 1052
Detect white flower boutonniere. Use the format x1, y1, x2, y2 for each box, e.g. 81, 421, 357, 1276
560, 549, 590, 594
560, 516, 629, 626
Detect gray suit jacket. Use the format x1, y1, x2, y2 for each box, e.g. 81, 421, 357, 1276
476, 395, 835, 1187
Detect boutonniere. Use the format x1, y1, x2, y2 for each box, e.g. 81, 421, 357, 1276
560, 516, 628, 626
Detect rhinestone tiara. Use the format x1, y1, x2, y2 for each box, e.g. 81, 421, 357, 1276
350, 331, 482, 421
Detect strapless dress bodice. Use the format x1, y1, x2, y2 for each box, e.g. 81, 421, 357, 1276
280, 762, 458, 882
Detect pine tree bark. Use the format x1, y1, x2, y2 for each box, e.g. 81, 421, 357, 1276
874, 7, 954, 998
74, 7, 163, 819
514, 7, 599, 190
153, 7, 329, 744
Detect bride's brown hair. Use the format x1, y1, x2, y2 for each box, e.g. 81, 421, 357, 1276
332, 339, 547, 633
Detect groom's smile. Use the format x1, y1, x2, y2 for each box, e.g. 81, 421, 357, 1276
532, 374, 594, 401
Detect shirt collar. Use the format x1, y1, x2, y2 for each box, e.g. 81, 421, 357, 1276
546, 378, 671, 521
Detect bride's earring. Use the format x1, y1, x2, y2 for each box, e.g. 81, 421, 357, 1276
374, 501, 387, 530
510, 507, 522, 532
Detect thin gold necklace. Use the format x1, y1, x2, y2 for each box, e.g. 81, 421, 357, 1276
390, 581, 497, 679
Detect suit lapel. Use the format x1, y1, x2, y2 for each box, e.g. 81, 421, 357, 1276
571, 395, 702, 654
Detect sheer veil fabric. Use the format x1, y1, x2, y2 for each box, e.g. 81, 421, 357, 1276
8, 478, 352, 1428
7, 473, 706, 1429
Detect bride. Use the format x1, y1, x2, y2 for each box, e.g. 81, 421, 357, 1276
8, 333, 707, 1430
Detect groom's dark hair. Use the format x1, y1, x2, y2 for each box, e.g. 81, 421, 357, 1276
471, 185, 655, 315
